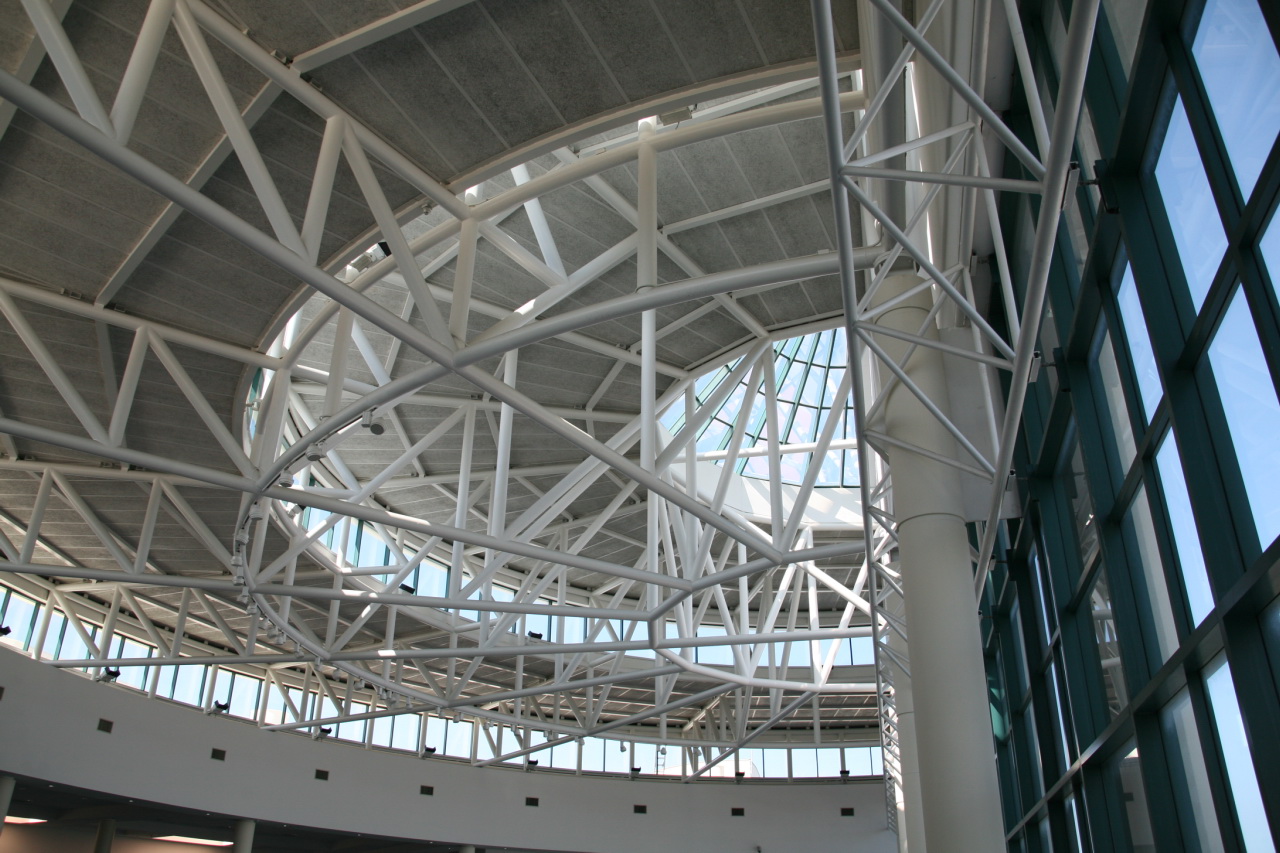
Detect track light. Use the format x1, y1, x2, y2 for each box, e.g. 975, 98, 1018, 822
98, 667, 120, 683
211, 700, 230, 714
360, 409, 385, 435
399, 584, 416, 594
423, 747, 437, 755
527, 631, 542, 640
318, 727, 332, 738
0, 625, 10, 637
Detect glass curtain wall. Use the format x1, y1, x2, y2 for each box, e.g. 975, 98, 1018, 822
986, 0, 1280, 850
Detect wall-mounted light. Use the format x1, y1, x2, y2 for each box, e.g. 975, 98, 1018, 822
153, 835, 232, 846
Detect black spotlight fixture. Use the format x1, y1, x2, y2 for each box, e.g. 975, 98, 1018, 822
212, 700, 230, 714
99, 667, 121, 683
399, 584, 416, 594
360, 409, 385, 435
527, 631, 543, 640
318, 726, 332, 737
0, 625, 11, 636
423, 747, 437, 755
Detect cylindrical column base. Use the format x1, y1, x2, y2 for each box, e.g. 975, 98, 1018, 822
233, 818, 256, 852
0, 775, 16, 838
93, 818, 117, 853
897, 513, 1004, 852
889, 611, 925, 853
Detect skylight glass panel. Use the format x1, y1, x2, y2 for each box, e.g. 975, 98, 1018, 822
662, 328, 858, 487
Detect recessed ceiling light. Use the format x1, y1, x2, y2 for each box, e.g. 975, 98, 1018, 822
153, 836, 233, 847
4, 816, 46, 825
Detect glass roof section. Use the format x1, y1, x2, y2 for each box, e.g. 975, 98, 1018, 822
661, 327, 859, 488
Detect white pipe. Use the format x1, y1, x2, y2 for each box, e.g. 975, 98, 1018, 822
109, 0, 176, 144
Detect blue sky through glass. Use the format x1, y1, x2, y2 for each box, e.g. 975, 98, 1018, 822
1155, 433, 1212, 626
1155, 97, 1227, 310
1207, 289, 1280, 548
661, 328, 857, 487
1205, 657, 1277, 852
1193, 0, 1280, 199
1116, 266, 1162, 422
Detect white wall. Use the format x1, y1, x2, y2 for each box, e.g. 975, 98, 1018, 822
0, 651, 897, 853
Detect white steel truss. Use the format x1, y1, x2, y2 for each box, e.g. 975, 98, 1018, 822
810, 0, 1100, 829
0, 0, 1098, 809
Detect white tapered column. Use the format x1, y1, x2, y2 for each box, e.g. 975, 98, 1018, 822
875, 270, 1003, 851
